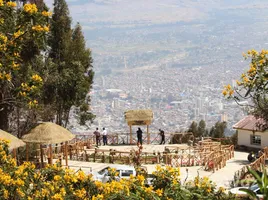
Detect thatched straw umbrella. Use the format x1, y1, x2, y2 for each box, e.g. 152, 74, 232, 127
124, 109, 153, 144
0, 130, 25, 150
0, 130, 26, 158
22, 122, 75, 167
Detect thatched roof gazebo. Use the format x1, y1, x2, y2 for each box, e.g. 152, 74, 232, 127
0, 130, 25, 150
0, 130, 25, 161
22, 122, 75, 167
124, 109, 153, 144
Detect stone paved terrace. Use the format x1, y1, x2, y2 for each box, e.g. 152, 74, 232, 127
58, 144, 250, 189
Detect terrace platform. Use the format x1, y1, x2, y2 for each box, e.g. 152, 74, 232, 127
57, 145, 249, 189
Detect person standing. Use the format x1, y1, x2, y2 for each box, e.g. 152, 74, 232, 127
93, 128, 101, 147
137, 127, 143, 145
102, 127, 108, 145
159, 129, 165, 145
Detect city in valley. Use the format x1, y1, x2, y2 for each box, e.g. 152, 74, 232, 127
66, 0, 268, 135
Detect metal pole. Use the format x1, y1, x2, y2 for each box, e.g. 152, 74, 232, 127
49, 144, 53, 165
40, 144, 44, 168
147, 125, 149, 144
130, 125, 132, 144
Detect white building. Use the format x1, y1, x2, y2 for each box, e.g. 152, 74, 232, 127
233, 115, 267, 149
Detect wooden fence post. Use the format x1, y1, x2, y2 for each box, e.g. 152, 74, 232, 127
102, 151, 105, 163
93, 148, 97, 162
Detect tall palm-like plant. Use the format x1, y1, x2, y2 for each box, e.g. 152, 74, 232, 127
240, 166, 268, 200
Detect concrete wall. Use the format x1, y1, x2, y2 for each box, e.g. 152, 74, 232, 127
238, 129, 268, 149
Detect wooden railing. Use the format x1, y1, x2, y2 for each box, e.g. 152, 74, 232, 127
232, 147, 268, 186
40, 139, 233, 169
29, 137, 234, 170
74, 132, 186, 145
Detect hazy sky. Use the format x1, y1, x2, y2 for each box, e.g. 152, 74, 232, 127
44, 0, 268, 30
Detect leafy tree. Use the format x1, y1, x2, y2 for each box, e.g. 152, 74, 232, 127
188, 121, 198, 137
205, 129, 209, 137
0, 1, 50, 130
231, 130, 238, 146
209, 126, 215, 137
45, 0, 94, 126
212, 121, 227, 138
197, 120, 206, 137
223, 49, 268, 124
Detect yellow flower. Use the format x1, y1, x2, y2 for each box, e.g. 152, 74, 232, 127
222, 90, 227, 96
60, 188, 66, 196
137, 174, 145, 182
259, 59, 265, 65
32, 25, 43, 32
23, 4, 38, 14
12, 61, 20, 70
43, 25, 50, 32
144, 185, 153, 193
51, 193, 63, 200
14, 30, 24, 39
5, 73, 11, 81
236, 80, 241, 86
30, 85, 37, 90
243, 76, 249, 83
6, 1, 17, 7
0, 34, 7, 43
15, 178, 25, 186
92, 194, 104, 200
77, 170, 86, 181
42, 11, 52, 17
74, 188, 86, 198
155, 188, 163, 197
14, 52, 19, 57
41, 188, 49, 196
54, 175, 61, 181
95, 180, 103, 188
3, 189, 8, 199
0, 0, 3, 6
156, 165, 161, 171
218, 186, 225, 193
16, 188, 25, 198
172, 179, 178, 185
226, 84, 231, 90
31, 74, 43, 82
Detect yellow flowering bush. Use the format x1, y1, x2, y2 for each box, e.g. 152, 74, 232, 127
0, 139, 235, 199
0, 1, 51, 109
23, 3, 38, 14
224, 49, 268, 121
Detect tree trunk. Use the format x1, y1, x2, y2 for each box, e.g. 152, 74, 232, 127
0, 107, 9, 131
56, 105, 63, 126
64, 109, 70, 128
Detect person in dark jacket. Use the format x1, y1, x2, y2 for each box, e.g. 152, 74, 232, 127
93, 128, 101, 147
137, 128, 143, 145
159, 129, 165, 145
